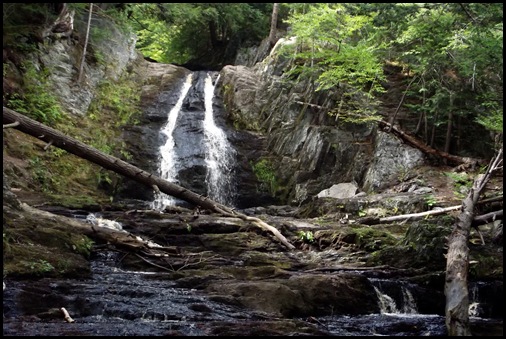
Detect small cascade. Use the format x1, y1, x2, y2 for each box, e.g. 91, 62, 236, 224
202, 73, 236, 206
86, 213, 124, 232
371, 279, 419, 315
401, 286, 418, 314
374, 286, 399, 314
151, 73, 194, 211
468, 282, 483, 317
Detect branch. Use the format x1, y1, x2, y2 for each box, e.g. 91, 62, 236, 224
377, 195, 503, 224
3, 121, 19, 129
472, 209, 503, 226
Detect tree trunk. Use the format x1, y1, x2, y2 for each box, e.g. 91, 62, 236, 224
78, 3, 93, 84
3, 107, 295, 250
268, 3, 280, 48
379, 121, 485, 166
444, 148, 503, 336
387, 75, 417, 132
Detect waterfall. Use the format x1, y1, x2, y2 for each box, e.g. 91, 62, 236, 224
150, 71, 236, 210
374, 286, 399, 314
371, 279, 418, 315
203, 73, 236, 206
151, 73, 194, 211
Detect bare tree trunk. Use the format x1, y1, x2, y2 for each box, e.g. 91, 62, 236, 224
445, 148, 503, 336
78, 3, 93, 84
268, 3, 280, 48
444, 110, 453, 155
3, 107, 295, 250
387, 75, 417, 132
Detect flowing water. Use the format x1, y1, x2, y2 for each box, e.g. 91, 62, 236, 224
203, 73, 236, 206
3, 212, 502, 336
2, 249, 449, 336
151, 74, 194, 211
151, 71, 236, 210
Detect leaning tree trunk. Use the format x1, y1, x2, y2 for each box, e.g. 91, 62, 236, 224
78, 3, 93, 84
268, 3, 280, 48
444, 148, 503, 336
3, 107, 295, 250
379, 120, 485, 167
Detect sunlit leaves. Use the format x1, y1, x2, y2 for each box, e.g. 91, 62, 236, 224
284, 4, 385, 94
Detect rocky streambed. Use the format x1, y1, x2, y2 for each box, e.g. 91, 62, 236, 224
3, 196, 503, 336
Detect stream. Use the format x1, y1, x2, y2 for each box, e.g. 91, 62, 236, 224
4, 250, 449, 336
3, 210, 502, 336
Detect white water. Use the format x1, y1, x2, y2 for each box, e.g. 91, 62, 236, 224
203, 73, 236, 206
373, 282, 418, 315
151, 74, 194, 211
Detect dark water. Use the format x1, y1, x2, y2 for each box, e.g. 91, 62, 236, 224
5, 249, 501, 336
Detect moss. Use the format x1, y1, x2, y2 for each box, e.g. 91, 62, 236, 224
3, 208, 92, 279
366, 218, 452, 270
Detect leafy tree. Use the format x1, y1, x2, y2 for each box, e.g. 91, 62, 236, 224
281, 3, 386, 123
392, 3, 503, 154
127, 3, 271, 68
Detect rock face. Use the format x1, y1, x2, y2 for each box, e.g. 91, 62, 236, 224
31, 15, 138, 116
218, 38, 426, 205
21, 14, 426, 209
317, 182, 359, 199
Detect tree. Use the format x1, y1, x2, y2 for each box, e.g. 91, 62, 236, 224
445, 148, 503, 335
281, 3, 386, 123
268, 3, 280, 47
128, 3, 271, 67
3, 107, 295, 250
78, 3, 93, 84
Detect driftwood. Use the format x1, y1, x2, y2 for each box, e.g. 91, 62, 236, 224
472, 209, 503, 226
3, 107, 295, 250
61, 307, 75, 323
379, 120, 486, 166
19, 202, 180, 257
356, 195, 503, 225
444, 147, 503, 336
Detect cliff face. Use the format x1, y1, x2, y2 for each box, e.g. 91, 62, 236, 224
219, 39, 425, 204
4, 11, 425, 208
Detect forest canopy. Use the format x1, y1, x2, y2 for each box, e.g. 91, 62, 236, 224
2, 3, 503, 158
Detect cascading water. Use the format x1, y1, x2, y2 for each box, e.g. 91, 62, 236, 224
203, 73, 236, 206
371, 278, 418, 315
150, 71, 236, 210
151, 73, 194, 211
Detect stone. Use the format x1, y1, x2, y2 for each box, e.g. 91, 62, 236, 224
317, 182, 359, 199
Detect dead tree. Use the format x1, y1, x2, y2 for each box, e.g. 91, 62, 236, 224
78, 3, 93, 84
379, 120, 485, 167
444, 147, 503, 336
3, 107, 295, 250
268, 3, 280, 48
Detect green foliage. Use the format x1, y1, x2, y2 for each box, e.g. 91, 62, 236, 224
424, 194, 438, 209
251, 158, 278, 195
389, 3, 502, 152
128, 3, 270, 64
297, 230, 315, 243
89, 78, 141, 127
6, 62, 64, 125
444, 171, 473, 199
72, 236, 94, 258
281, 4, 385, 125
21, 259, 55, 274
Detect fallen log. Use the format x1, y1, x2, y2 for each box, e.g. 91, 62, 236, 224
472, 209, 503, 227
3, 107, 295, 250
445, 147, 502, 336
19, 202, 180, 257
376, 195, 503, 224
378, 120, 486, 166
